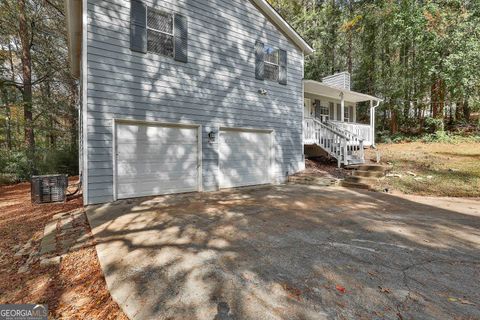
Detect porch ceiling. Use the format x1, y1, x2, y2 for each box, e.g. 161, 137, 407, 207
304, 80, 382, 103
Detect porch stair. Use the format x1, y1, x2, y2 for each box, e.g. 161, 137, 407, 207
340, 164, 387, 190
304, 118, 365, 167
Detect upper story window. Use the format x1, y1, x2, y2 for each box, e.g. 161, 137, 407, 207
255, 41, 286, 85
147, 8, 174, 57
264, 46, 279, 82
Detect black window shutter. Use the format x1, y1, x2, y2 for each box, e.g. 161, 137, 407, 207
130, 0, 147, 53
349, 106, 354, 122
174, 14, 188, 63
314, 100, 321, 119
255, 41, 265, 80
278, 49, 287, 85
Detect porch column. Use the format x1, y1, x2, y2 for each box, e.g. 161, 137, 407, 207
353, 104, 357, 122
340, 92, 345, 122
370, 100, 375, 146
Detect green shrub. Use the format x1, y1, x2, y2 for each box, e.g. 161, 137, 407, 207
0, 148, 78, 183
0, 150, 32, 181
424, 117, 445, 133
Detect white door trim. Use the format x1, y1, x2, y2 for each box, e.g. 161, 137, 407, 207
112, 118, 202, 201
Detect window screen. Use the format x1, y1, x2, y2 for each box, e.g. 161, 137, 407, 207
264, 46, 279, 82
147, 8, 174, 57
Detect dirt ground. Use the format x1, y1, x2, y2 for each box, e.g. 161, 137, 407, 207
365, 142, 480, 197
87, 184, 480, 320
0, 179, 127, 319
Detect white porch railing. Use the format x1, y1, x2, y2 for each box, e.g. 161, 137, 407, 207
328, 120, 372, 146
304, 117, 364, 167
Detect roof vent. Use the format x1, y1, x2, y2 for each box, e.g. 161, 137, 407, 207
322, 71, 351, 90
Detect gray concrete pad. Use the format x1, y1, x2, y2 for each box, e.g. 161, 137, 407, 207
86, 185, 480, 320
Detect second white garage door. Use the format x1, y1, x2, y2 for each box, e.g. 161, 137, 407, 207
115, 122, 200, 199
219, 129, 272, 188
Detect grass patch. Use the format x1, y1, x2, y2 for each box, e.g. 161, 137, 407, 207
366, 141, 480, 197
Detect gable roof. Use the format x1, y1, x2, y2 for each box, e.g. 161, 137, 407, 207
64, 0, 314, 78
249, 0, 314, 55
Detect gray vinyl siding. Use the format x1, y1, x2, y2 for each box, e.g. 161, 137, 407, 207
85, 0, 304, 204
322, 72, 351, 90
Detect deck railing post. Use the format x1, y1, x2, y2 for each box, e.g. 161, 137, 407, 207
343, 137, 348, 166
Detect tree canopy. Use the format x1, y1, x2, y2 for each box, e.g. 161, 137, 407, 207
269, 0, 480, 132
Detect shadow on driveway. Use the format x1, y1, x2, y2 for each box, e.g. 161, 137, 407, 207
86, 184, 480, 320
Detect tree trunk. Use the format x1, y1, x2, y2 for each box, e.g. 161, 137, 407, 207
455, 100, 464, 122
431, 77, 445, 119
390, 107, 398, 134
463, 99, 470, 122
19, 0, 35, 167
346, 0, 353, 74
68, 80, 78, 150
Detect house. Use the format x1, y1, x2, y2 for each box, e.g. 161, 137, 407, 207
303, 72, 383, 167
64, 0, 380, 205
65, 0, 313, 205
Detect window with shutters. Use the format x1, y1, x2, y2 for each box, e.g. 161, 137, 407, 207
263, 46, 279, 82
147, 8, 174, 57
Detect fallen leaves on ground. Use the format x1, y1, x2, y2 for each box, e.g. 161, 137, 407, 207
335, 284, 346, 294
0, 179, 127, 319
379, 286, 392, 294
282, 283, 302, 301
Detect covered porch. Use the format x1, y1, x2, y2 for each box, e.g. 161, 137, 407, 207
303, 80, 382, 147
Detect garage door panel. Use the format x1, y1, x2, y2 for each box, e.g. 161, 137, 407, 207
220, 174, 269, 188
117, 143, 197, 155
117, 178, 197, 198
117, 151, 197, 163
118, 124, 197, 141
221, 167, 270, 178
219, 159, 270, 169
116, 123, 199, 199
117, 160, 197, 176
117, 184, 197, 199
220, 131, 271, 144
219, 130, 271, 189
118, 172, 198, 184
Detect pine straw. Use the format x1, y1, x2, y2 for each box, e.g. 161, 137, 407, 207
300, 157, 346, 179
0, 179, 127, 319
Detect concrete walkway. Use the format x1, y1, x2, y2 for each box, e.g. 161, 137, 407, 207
86, 184, 480, 320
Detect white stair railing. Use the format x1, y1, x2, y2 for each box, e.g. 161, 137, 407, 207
304, 118, 365, 166
328, 120, 372, 146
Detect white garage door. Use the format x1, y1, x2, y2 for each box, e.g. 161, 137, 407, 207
219, 129, 272, 188
115, 122, 199, 199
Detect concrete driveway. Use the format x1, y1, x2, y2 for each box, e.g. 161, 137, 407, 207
86, 184, 480, 320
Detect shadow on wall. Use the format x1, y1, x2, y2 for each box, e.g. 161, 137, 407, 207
86, 185, 480, 319
86, 0, 303, 203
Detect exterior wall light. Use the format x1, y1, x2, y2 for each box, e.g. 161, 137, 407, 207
208, 131, 216, 143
